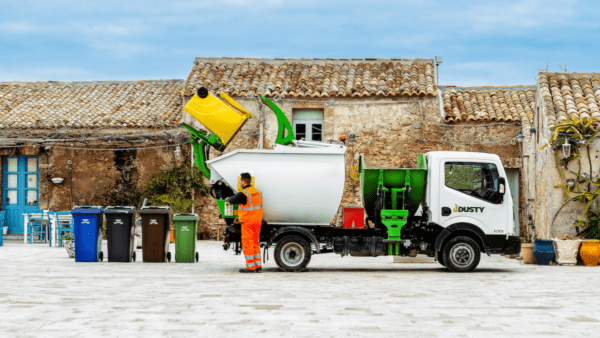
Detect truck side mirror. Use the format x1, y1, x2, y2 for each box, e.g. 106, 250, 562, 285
498, 177, 506, 195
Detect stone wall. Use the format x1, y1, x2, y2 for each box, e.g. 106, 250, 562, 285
524, 92, 600, 239
0, 136, 219, 236
183, 94, 524, 239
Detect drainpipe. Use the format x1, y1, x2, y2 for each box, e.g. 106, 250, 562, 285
437, 89, 445, 119
191, 144, 195, 214
68, 160, 73, 209
259, 117, 264, 149
258, 102, 265, 149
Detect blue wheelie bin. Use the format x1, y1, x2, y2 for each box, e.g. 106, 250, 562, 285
72, 206, 104, 262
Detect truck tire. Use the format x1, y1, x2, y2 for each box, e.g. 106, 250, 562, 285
274, 235, 311, 272
442, 236, 480, 272
436, 251, 445, 267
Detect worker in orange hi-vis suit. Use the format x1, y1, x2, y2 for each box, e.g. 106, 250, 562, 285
227, 173, 263, 273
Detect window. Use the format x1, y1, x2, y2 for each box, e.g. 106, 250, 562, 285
445, 162, 503, 204
293, 110, 324, 142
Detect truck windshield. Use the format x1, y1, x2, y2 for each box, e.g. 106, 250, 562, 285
445, 162, 502, 204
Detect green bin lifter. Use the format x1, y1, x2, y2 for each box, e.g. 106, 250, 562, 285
358, 153, 427, 255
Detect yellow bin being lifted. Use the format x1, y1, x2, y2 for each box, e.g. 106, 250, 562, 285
184, 87, 253, 145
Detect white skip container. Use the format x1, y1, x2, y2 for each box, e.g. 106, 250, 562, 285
207, 140, 347, 225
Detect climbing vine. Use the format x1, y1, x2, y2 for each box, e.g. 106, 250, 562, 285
542, 116, 600, 238
102, 178, 143, 208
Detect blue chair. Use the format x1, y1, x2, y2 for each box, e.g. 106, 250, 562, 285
56, 211, 74, 248
0, 211, 5, 247
46, 211, 53, 247
28, 210, 46, 244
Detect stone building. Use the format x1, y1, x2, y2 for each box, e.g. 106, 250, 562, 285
523, 72, 600, 240
1, 57, 534, 241
0, 80, 188, 235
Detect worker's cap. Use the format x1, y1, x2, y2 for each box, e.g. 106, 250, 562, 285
240, 172, 252, 180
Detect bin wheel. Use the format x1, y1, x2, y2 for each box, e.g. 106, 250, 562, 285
132, 251, 136, 262
197, 87, 209, 99
167, 252, 172, 262
196, 252, 199, 263
99, 251, 104, 262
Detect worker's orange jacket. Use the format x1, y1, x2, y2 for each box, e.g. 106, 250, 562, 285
238, 186, 263, 224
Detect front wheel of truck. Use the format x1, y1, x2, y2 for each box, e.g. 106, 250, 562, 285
442, 236, 480, 272
274, 235, 312, 272
436, 251, 445, 267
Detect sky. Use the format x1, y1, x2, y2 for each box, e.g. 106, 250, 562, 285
0, 0, 598, 87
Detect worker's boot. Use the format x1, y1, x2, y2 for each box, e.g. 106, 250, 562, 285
255, 267, 262, 273
239, 268, 257, 273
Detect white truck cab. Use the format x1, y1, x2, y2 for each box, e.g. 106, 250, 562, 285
425, 151, 519, 260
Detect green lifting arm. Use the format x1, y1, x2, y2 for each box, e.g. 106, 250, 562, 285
182, 123, 225, 180
260, 97, 295, 145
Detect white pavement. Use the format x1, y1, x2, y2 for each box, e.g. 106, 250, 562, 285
1, 241, 599, 337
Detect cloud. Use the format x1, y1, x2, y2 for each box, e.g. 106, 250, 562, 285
0, 20, 132, 36
0, 0, 599, 84
0, 66, 91, 82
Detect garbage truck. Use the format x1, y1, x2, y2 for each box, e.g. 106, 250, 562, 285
183, 87, 521, 272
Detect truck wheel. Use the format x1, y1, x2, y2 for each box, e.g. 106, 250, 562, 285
442, 236, 480, 272
274, 235, 311, 272
436, 251, 445, 266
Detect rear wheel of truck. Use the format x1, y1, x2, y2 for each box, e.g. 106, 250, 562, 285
442, 236, 480, 272
274, 235, 311, 272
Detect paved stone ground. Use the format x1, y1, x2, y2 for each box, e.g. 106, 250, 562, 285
1, 241, 599, 337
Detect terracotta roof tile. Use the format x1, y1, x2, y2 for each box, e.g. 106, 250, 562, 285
0, 80, 183, 130
538, 73, 600, 129
442, 85, 536, 130
183, 57, 437, 98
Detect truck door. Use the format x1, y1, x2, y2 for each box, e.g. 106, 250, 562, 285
438, 161, 508, 235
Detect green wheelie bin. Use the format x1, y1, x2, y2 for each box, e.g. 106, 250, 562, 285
172, 213, 200, 263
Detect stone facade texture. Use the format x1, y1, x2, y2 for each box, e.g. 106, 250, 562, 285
1, 58, 532, 241
524, 74, 600, 239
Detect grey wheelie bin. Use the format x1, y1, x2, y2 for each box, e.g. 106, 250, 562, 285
105, 206, 136, 262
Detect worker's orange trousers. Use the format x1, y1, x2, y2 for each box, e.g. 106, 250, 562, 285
241, 221, 262, 270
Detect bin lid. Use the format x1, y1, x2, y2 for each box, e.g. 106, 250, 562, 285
72, 206, 104, 214
136, 206, 173, 215
173, 213, 200, 221
104, 206, 135, 214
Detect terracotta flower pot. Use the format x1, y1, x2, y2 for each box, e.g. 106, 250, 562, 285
580, 240, 600, 266
533, 239, 555, 265
521, 243, 535, 264
552, 239, 582, 266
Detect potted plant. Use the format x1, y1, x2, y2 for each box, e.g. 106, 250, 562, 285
580, 240, 600, 266
521, 237, 536, 264
533, 238, 555, 265
552, 236, 582, 266
62, 232, 75, 258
